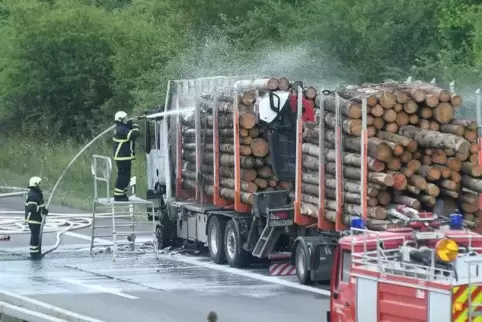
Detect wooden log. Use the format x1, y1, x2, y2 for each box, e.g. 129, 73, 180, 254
376, 131, 417, 152
433, 102, 455, 124
319, 95, 363, 119
451, 94, 462, 108
419, 107, 433, 119
377, 191, 392, 205
386, 171, 407, 190
401, 167, 414, 178
446, 157, 462, 172
255, 178, 268, 189
336, 85, 378, 106
301, 173, 379, 197
408, 174, 427, 190
432, 165, 452, 179
367, 126, 377, 137
461, 162, 482, 177
301, 145, 386, 171
370, 104, 384, 117
404, 100, 419, 114
460, 191, 479, 206
324, 162, 394, 186
218, 167, 257, 181
201, 174, 258, 193
432, 150, 448, 165
323, 199, 387, 219
257, 166, 273, 179
387, 157, 402, 171
422, 155, 432, 165
394, 103, 403, 112
470, 143, 478, 154
234, 78, 279, 91
440, 124, 465, 136
409, 114, 420, 125
398, 125, 470, 160
383, 109, 397, 123
429, 121, 440, 131
278, 78, 290, 91
425, 93, 440, 108
465, 130, 477, 143
373, 117, 385, 130
393, 194, 421, 210
396, 111, 410, 126
407, 159, 422, 172
254, 158, 264, 168
462, 175, 482, 193
183, 128, 234, 138
248, 127, 260, 138
303, 125, 393, 162
439, 179, 457, 191
419, 119, 430, 129
183, 180, 254, 204
385, 122, 399, 133
451, 171, 462, 184
250, 138, 269, 157
418, 165, 441, 181
425, 183, 440, 197
400, 151, 413, 163
384, 141, 404, 156
325, 188, 378, 206
324, 112, 362, 136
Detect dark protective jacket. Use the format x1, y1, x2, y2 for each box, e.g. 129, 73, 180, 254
113, 122, 140, 161
24, 188, 46, 224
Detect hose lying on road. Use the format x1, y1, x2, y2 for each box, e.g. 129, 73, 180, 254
0, 213, 92, 235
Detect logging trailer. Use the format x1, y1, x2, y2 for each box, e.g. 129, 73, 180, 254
140, 76, 482, 293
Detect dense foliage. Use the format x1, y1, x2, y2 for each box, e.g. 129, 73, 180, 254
0, 0, 482, 139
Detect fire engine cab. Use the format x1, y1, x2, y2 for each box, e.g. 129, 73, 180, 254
327, 213, 482, 322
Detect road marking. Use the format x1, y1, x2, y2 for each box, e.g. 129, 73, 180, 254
162, 254, 332, 296
60, 278, 138, 300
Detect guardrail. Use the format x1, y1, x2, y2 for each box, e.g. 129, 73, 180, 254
0, 290, 104, 322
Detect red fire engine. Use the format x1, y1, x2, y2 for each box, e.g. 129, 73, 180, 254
327, 214, 482, 322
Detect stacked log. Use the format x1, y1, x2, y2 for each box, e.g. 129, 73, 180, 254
179, 77, 296, 205
301, 81, 482, 230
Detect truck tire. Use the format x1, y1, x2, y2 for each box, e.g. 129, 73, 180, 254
207, 216, 226, 264
295, 241, 312, 285
224, 219, 250, 268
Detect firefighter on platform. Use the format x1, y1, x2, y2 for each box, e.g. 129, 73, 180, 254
25, 176, 48, 260
113, 111, 140, 201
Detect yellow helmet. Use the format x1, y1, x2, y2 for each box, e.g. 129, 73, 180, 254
28, 176, 42, 188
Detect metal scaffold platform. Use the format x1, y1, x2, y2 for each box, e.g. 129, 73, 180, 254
89, 155, 156, 260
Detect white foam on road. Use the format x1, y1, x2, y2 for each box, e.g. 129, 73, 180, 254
60, 278, 139, 300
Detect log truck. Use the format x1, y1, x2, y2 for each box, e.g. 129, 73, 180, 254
141, 76, 482, 293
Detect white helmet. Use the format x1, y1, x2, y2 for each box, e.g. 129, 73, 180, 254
114, 111, 128, 123
28, 176, 42, 188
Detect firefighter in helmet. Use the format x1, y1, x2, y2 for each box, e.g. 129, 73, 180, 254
25, 176, 48, 259
113, 111, 140, 201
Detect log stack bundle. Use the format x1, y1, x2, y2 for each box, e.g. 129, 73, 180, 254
301, 81, 482, 230
179, 77, 301, 206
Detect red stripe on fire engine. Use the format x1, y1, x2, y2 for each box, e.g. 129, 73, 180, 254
453, 285, 468, 302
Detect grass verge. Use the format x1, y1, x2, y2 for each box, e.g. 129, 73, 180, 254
0, 136, 147, 210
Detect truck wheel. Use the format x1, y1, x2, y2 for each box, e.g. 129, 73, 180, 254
224, 219, 250, 268
207, 216, 226, 264
295, 242, 312, 285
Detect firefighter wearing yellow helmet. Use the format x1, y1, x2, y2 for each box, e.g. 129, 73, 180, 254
112, 111, 140, 201
25, 176, 48, 259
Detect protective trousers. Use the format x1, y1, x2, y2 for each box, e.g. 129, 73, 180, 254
28, 223, 41, 260
115, 160, 132, 199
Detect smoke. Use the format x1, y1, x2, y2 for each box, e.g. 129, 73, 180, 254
166, 29, 349, 91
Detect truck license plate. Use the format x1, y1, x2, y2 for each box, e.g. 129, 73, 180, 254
269, 219, 293, 227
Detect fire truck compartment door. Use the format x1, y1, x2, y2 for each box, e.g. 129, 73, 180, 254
356, 277, 377, 321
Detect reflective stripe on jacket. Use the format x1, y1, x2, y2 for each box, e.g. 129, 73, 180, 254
113, 123, 139, 161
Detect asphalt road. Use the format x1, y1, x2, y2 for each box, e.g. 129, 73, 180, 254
0, 196, 330, 322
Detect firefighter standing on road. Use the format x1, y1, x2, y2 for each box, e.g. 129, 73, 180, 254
25, 176, 48, 260
113, 111, 140, 201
